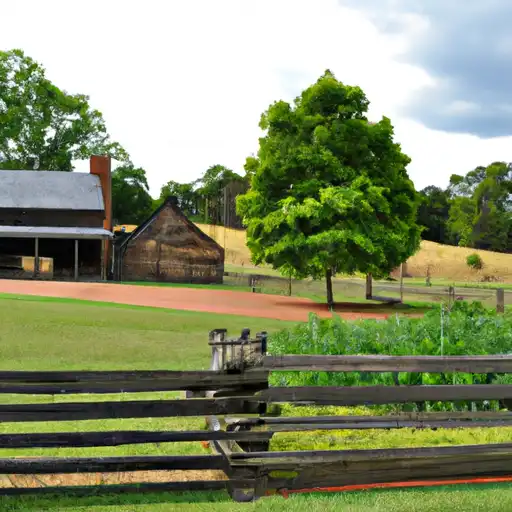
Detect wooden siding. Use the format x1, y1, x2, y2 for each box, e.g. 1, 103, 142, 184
0, 209, 104, 228
121, 202, 224, 284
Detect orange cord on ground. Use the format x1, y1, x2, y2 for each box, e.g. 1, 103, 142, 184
266, 475, 512, 498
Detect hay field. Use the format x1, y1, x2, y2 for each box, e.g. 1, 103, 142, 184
196, 224, 512, 283
405, 241, 512, 282
195, 223, 252, 267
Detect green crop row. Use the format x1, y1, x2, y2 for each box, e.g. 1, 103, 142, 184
268, 301, 512, 412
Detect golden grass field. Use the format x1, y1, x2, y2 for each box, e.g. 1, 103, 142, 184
404, 241, 512, 282
196, 224, 512, 283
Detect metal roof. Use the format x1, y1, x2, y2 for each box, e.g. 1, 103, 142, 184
0, 226, 113, 240
0, 171, 105, 211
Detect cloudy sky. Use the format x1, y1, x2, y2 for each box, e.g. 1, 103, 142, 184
2, 0, 512, 196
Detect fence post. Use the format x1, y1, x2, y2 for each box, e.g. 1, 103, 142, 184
497, 288, 505, 314
213, 329, 228, 369
399, 263, 404, 303
187, 329, 228, 401
448, 286, 455, 308
257, 331, 268, 356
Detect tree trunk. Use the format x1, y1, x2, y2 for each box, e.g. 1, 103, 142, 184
365, 273, 373, 300
326, 268, 334, 309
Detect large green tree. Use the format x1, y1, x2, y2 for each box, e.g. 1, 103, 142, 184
0, 49, 127, 170
158, 180, 198, 217
237, 71, 421, 305
447, 162, 512, 251
417, 186, 451, 244
197, 164, 247, 197
112, 165, 154, 225
196, 164, 248, 224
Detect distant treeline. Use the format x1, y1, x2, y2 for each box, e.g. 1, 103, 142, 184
418, 162, 512, 253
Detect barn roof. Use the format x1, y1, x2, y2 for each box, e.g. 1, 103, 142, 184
117, 196, 223, 252
0, 226, 113, 239
0, 171, 105, 211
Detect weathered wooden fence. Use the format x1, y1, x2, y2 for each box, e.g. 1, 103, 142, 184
3, 329, 512, 502
205, 329, 512, 501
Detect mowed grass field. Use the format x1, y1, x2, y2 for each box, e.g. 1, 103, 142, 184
0, 294, 511, 511
196, 223, 512, 283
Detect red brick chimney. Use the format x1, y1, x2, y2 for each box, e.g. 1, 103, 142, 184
90, 155, 112, 280
90, 155, 112, 231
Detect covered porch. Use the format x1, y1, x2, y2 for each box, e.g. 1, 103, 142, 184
0, 226, 113, 281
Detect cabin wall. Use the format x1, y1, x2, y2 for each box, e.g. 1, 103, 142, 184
120, 206, 224, 284
0, 209, 104, 228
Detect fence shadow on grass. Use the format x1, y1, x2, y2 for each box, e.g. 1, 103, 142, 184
0, 490, 232, 511
6, 483, 511, 511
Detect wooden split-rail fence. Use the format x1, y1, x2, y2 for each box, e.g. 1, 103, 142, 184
2, 329, 512, 501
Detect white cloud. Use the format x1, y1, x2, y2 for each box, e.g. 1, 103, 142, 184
1, 0, 512, 195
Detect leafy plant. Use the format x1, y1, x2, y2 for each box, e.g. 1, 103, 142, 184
467, 253, 483, 270
269, 303, 512, 411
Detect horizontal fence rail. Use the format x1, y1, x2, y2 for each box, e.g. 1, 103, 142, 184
6, 383, 512, 424
258, 354, 512, 373
0, 370, 268, 394
0, 429, 276, 449
0, 455, 226, 474
228, 411, 512, 431
0, 397, 261, 422
5, 328, 512, 502
230, 444, 512, 489
229, 441, 512, 461
258, 385, 512, 406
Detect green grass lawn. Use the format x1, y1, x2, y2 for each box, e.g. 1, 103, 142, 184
4, 483, 512, 512
0, 293, 293, 371
0, 294, 509, 511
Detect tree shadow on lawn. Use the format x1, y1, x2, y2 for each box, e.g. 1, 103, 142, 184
277, 300, 427, 317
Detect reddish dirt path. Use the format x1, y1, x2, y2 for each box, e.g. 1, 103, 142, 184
0, 279, 393, 322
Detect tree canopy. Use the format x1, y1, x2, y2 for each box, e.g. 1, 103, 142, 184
0, 49, 128, 171
413, 162, 512, 253
158, 180, 198, 217
195, 164, 247, 204
447, 162, 512, 251
112, 165, 154, 225
155, 164, 248, 225
417, 186, 451, 244
237, 70, 421, 304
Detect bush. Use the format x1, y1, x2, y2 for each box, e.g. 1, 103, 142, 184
467, 253, 483, 270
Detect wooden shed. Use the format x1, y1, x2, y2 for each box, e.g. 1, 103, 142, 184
114, 197, 224, 284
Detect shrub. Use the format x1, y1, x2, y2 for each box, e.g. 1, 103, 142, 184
466, 253, 483, 270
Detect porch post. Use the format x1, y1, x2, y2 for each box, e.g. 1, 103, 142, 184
34, 238, 39, 278
74, 239, 79, 281
100, 240, 106, 281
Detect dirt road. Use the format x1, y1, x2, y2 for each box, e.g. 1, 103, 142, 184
0, 280, 390, 322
